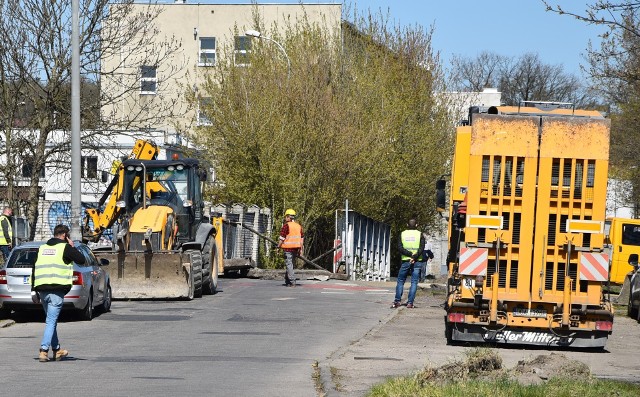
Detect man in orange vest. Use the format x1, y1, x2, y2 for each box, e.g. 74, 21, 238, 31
277, 209, 304, 287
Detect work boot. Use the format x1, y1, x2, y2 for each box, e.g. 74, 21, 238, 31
390, 301, 400, 309
406, 303, 414, 309
53, 349, 69, 361
38, 349, 49, 363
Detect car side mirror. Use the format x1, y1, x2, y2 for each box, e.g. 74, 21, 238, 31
99, 258, 110, 266
628, 253, 638, 270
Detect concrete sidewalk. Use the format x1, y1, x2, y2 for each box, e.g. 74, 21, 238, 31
318, 283, 455, 397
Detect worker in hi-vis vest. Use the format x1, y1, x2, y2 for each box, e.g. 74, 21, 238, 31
391, 219, 425, 309
31, 224, 86, 363
0, 206, 14, 261
277, 209, 304, 287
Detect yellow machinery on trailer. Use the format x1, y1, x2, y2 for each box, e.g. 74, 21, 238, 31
437, 102, 614, 348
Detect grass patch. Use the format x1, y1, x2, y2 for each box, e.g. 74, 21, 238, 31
367, 348, 640, 397
367, 377, 640, 397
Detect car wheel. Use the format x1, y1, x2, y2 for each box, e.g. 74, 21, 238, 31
79, 293, 93, 321
101, 284, 112, 313
629, 293, 638, 319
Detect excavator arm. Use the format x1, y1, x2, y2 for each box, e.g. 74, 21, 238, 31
83, 139, 159, 242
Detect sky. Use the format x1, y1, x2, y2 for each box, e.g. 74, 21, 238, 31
207, 0, 606, 77
347, 0, 606, 76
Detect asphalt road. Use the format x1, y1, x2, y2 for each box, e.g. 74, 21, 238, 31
0, 277, 396, 397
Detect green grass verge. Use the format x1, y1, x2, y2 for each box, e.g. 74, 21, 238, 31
367, 376, 640, 397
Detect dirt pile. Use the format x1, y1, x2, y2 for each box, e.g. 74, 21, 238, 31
511, 352, 591, 385
416, 349, 591, 386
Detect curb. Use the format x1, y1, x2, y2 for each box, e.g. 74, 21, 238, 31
0, 319, 15, 328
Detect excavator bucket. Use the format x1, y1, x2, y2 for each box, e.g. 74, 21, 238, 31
96, 250, 198, 300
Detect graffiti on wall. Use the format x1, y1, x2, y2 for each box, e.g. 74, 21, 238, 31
46, 201, 113, 241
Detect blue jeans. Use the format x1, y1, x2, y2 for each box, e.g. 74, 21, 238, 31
394, 261, 423, 304
39, 290, 66, 351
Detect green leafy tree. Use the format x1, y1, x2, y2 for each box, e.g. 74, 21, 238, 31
190, 10, 455, 265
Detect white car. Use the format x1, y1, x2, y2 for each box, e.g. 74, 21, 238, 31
0, 241, 111, 321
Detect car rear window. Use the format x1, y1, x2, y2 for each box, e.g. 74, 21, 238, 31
6, 249, 39, 269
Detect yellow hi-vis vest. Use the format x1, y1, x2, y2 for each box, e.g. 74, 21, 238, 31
400, 230, 421, 261
0, 214, 12, 246
34, 243, 73, 287
281, 221, 302, 249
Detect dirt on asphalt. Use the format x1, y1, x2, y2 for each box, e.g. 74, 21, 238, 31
319, 283, 640, 397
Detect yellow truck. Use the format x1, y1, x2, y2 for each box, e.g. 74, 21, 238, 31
437, 102, 614, 348
605, 217, 640, 285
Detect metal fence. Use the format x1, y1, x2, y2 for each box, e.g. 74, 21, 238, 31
210, 204, 272, 268
333, 201, 391, 281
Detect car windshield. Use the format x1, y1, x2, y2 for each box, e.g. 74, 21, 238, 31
6, 248, 39, 268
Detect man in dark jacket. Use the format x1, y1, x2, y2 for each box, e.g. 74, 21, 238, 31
31, 224, 86, 362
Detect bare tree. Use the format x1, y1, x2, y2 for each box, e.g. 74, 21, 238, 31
545, 1, 640, 211
449, 51, 512, 91
0, 1, 184, 238
500, 53, 591, 105
449, 50, 595, 106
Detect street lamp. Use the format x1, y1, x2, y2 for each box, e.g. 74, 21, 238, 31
244, 29, 291, 80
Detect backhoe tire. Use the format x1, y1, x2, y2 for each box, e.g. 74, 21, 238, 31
202, 237, 218, 295
187, 249, 203, 298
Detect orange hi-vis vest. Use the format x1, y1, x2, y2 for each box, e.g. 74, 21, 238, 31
281, 221, 302, 249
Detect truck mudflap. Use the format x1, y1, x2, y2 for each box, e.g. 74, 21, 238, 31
447, 323, 610, 348
96, 250, 198, 300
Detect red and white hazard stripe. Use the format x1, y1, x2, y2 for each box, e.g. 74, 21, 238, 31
459, 247, 488, 276
579, 252, 609, 282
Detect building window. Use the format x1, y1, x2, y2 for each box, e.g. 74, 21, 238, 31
140, 65, 157, 94
234, 36, 252, 66
21, 156, 45, 178
199, 37, 216, 66
198, 97, 213, 125
82, 156, 98, 179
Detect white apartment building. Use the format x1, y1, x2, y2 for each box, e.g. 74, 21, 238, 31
101, 1, 342, 136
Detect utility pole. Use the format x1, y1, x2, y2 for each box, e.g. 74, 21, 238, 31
70, 0, 81, 240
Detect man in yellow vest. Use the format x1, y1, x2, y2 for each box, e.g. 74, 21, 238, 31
0, 206, 14, 261
277, 209, 304, 287
391, 219, 425, 309
31, 224, 86, 362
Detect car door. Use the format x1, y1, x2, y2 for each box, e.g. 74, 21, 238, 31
86, 249, 106, 303
75, 245, 99, 304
